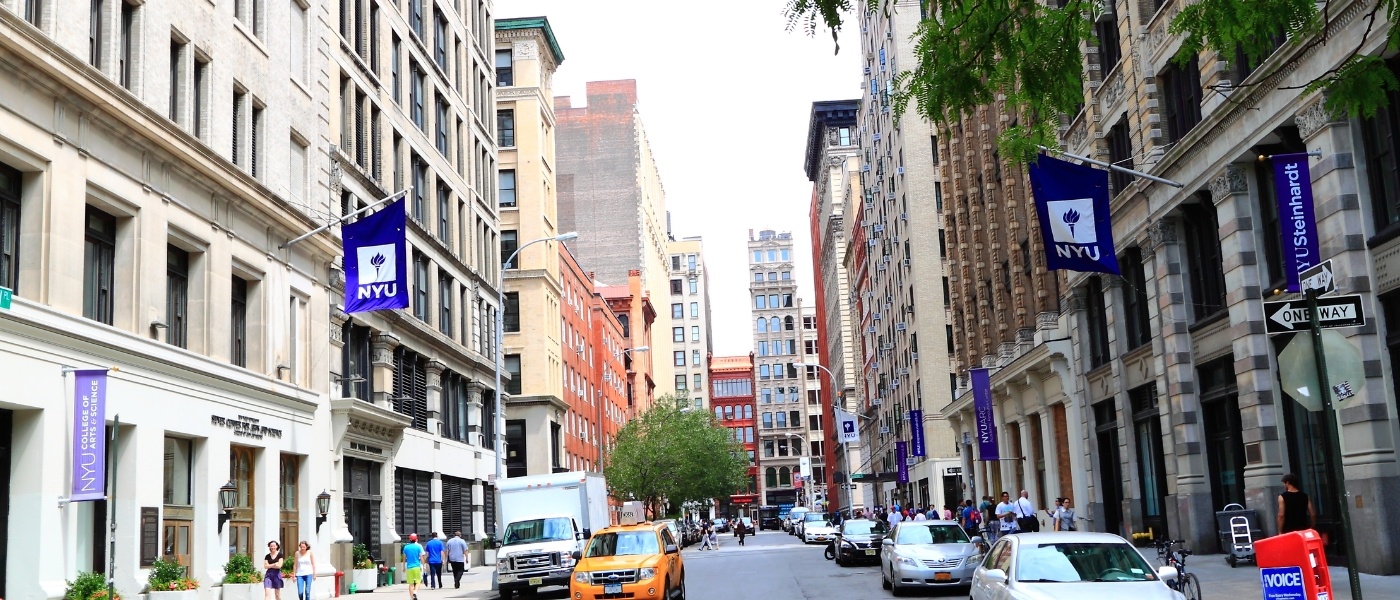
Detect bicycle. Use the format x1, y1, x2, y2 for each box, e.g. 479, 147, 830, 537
1154, 538, 1202, 600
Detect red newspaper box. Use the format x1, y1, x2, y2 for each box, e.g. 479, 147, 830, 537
1256, 529, 1333, 599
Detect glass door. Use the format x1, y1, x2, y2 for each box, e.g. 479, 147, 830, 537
1202, 394, 1246, 510
1094, 400, 1123, 535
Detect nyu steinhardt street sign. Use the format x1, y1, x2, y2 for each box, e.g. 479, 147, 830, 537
1265, 294, 1366, 334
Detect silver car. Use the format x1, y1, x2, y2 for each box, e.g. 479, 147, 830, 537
969, 532, 1186, 600
880, 520, 984, 595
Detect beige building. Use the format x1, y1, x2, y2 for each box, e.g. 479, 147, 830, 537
665, 235, 715, 410
0, 0, 339, 596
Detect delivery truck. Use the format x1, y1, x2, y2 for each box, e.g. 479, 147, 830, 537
492, 471, 609, 598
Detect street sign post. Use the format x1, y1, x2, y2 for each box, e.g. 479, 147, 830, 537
1265, 294, 1365, 334
1299, 260, 1337, 295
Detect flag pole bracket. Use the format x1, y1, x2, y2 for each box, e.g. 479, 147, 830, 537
278, 188, 411, 250
1037, 145, 1184, 188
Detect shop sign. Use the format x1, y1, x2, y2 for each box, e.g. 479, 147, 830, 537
212, 414, 283, 439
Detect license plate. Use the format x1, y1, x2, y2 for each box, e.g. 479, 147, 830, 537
934, 572, 952, 582
528, 577, 543, 586
864, 549, 876, 556
604, 583, 622, 594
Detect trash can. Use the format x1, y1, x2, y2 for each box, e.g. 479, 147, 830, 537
1257, 529, 1333, 600
1215, 503, 1262, 566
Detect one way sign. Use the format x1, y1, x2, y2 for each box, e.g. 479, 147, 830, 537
1265, 294, 1367, 334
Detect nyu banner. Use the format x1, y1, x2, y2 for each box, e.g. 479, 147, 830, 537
71, 369, 108, 502
343, 198, 409, 313
837, 408, 860, 444
896, 441, 909, 484
909, 409, 926, 457
1029, 154, 1120, 275
1272, 154, 1321, 292
971, 368, 1000, 461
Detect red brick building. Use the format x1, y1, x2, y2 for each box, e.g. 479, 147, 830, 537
599, 269, 656, 416
558, 245, 629, 472
709, 354, 758, 518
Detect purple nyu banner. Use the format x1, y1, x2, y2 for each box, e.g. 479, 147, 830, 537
71, 369, 108, 502
1272, 153, 1321, 292
343, 198, 410, 314
1029, 153, 1120, 275
896, 441, 909, 484
971, 368, 1000, 461
909, 409, 926, 457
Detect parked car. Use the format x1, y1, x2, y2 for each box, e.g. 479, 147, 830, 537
569, 521, 685, 600
734, 517, 755, 536
794, 511, 829, 539
879, 520, 984, 595
785, 507, 810, 534
969, 531, 1184, 600
653, 519, 683, 549
833, 518, 888, 566
713, 518, 730, 534
802, 515, 838, 544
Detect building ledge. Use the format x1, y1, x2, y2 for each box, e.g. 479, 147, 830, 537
331, 397, 412, 448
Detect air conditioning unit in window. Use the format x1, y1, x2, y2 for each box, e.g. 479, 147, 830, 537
872, 397, 883, 406
868, 238, 879, 247
903, 258, 911, 268
878, 263, 887, 271
867, 325, 877, 334
862, 164, 870, 172
883, 343, 894, 351
893, 235, 901, 243
896, 167, 905, 175
898, 368, 909, 376
886, 30, 893, 39
892, 378, 901, 388
895, 322, 907, 332
900, 213, 908, 221
911, 352, 919, 362
873, 133, 882, 141
863, 66, 871, 75
879, 425, 890, 434
873, 224, 885, 233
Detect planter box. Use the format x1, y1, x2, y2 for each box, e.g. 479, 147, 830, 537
219, 583, 262, 600
149, 591, 198, 600
350, 568, 378, 592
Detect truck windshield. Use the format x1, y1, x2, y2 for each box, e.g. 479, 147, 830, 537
586, 531, 661, 557
502, 518, 575, 546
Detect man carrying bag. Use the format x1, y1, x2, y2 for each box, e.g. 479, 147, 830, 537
1014, 490, 1039, 533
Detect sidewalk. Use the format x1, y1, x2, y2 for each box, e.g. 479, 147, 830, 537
348, 566, 498, 600
1148, 551, 1400, 598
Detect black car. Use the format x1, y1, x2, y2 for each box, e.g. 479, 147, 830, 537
832, 518, 888, 566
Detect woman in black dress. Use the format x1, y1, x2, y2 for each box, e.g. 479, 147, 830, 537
264, 540, 285, 600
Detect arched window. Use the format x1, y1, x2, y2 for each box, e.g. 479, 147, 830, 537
785, 316, 795, 331
714, 406, 723, 420
724, 405, 734, 420
744, 405, 753, 419
771, 317, 782, 331
757, 318, 768, 333
779, 466, 791, 486
765, 467, 778, 487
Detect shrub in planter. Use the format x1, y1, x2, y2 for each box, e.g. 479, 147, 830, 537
352, 544, 374, 570
222, 554, 263, 584
66, 571, 123, 600
147, 559, 200, 592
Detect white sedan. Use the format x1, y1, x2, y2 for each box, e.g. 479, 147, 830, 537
970, 532, 1185, 600
802, 519, 839, 544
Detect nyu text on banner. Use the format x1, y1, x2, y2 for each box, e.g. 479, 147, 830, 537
837, 408, 860, 444
896, 441, 909, 485
909, 409, 926, 457
343, 197, 410, 313
1271, 153, 1321, 292
1029, 153, 1120, 275
972, 368, 1000, 461
71, 369, 108, 502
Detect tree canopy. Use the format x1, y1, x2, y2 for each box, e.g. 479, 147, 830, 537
784, 0, 1400, 160
603, 396, 750, 519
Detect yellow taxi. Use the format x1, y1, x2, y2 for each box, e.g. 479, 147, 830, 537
569, 521, 685, 600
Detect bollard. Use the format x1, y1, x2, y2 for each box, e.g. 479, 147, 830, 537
335, 571, 344, 597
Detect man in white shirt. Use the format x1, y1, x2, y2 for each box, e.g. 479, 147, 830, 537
887, 506, 904, 527
913, 509, 928, 521
1014, 490, 1039, 532
994, 491, 1018, 536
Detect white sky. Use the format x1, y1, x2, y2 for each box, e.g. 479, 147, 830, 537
501, 1, 862, 355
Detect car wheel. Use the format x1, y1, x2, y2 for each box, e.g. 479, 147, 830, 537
881, 564, 892, 590
674, 571, 686, 600
499, 589, 514, 600
835, 551, 846, 567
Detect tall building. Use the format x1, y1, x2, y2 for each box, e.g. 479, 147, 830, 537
329, 0, 503, 565
599, 270, 657, 414
0, 0, 337, 594
747, 229, 824, 512
850, 1, 961, 511
555, 80, 675, 405
665, 236, 715, 411
804, 100, 866, 515
709, 354, 758, 519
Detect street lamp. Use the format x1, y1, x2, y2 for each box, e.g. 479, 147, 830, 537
494, 232, 579, 509
315, 490, 332, 530
217, 481, 237, 533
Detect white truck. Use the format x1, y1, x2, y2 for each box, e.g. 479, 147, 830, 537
492, 471, 610, 598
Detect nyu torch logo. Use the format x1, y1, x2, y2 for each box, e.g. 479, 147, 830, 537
356, 244, 398, 300
1047, 198, 1101, 261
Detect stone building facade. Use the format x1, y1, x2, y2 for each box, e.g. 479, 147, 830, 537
665, 236, 715, 411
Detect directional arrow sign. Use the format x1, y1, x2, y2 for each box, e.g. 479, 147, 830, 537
1265, 294, 1366, 334
1298, 259, 1336, 295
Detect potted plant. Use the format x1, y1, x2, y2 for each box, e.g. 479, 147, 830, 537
146, 559, 199, 600
65, 571, 123, 600
220, 554, 263, 600
350, 543, 378, 592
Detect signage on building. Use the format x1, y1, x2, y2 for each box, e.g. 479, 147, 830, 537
1029, 153, 1120, 275
1271, 154, 1321, 293
971, 368, 1000, 460
896, 441, 908, 484
0, 286, 12, 310
212, 415, 284, 440
70, 369, 108, 502
909, 409, 925, 456
1264, 294, 1366, 334
945, 467, 963, 476
342, 197, 409, 313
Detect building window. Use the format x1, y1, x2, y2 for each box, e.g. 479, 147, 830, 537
279, 454, 300, 552
232, 88, 245, 165
1160, 54, 1203, 143
1095, 5, 1121, 74
1361, 58, 1400, 235
291, 0, 308, 81
437, 183, 450, 242
495, 49, 512, 86
1107, 119, 1133, 196
394, 467, 431, 540
436, 98, 449, 155
1182, 199, 1227, 322
25, 0, 43, 27
169, 39, 184, 122
229, 445, 256, 558
433, 9, 447, 70
690, 302, 699, 318
411, 156, 426, 221
193, 58, 208, 140
119, 1, 137, 89
411, 64, 425, 131
670, 279, 683, 295
250, 104, 263, 179
438, 272, 453, 336
499, 170, 516, 207
501, 231, 518, 267
675, 374, 687, 389
754, 295, 766, 310
691, 326, 699, 342
693, 373, 702, 389
1084, 277, 1110, 368
234, 0, 261, 38
83, 206, 117, 325
408, 0, 424, 39
1131, 384, 1169, 532
672, 303, 683, 319
390, 35, 401, 105
230, 276, 248, 366
689, 279, 698, 294
392, 347, 430, 430
163, 436, 193, 505
672, 351, 685, 367
672, 327, 684, 343
1121, 248, 1152, 350
166, 245, 189, 348
342, 321, 373, 401
504, 354, 521, 395
0, 163, 21, 292
503, 292, 520, 332
90, 0, 105, 68
412, 251, 430, 322
497, 110, 514, 147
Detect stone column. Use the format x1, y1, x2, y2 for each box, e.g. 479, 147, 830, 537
1039, 407, 1060, 506
330, 308, 349, 396
371, 333, 401, 410
426, 360, 445, 436
467, 380, 485, 447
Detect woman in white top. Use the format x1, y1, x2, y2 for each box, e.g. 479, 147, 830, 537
294, 541, 316, 600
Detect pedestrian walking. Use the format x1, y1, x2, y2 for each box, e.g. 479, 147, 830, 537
263, 541, 285, 600
709, 524, 719, 549
737, 520, 748, 546
403, 533, 426, 600
995, 492, 1019, 538
961, 500, 982, 538
425, 531, 445, 589
943, 505, 954, 521
1055, 497, 1078, 532
1277, 473, 1317, 534
445, 530, 469, 588
293, 541, 315, 600
699, 522, 715, 550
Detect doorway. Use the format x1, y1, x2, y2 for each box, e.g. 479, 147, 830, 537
343, 457, 382, 558
1202, 395, 1246, 510
1094, 399, 1123, 535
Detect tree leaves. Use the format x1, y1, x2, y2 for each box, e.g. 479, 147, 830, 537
603, 396, 750, 519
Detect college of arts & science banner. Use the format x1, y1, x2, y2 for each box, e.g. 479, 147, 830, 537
896, 441, 909, 484
909, 409, 925, 457
71, 369, 108, 502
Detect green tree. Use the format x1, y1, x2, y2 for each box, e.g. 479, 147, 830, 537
785, 0, 1400, 160
603, 396, 749, 520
